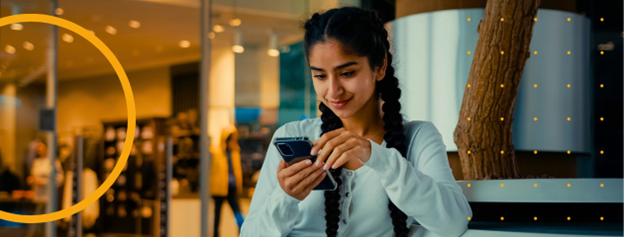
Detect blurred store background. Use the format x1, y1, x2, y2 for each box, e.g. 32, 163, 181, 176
0, 0, 621, 237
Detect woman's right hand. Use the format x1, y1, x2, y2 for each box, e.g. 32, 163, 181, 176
277, 159, 326, 200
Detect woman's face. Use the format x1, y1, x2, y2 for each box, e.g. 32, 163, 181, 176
309, 39, 385, 119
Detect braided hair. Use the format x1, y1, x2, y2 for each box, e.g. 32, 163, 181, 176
303, 7, 409, 237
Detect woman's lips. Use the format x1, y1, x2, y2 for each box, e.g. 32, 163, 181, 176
330, 98, 351, 109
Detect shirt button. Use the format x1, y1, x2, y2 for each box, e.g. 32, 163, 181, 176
347, 171, 353, 176
346, 192, 351, 197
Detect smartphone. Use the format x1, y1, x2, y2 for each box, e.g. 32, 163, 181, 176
274, 137, 337, 191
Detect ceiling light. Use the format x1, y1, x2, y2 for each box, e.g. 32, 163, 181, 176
268, 33, 279, 57
232, 30, 244, 53
55, 8, 64, 16
229, 19, 241, 27
213, 25, 224, 33
208, 32, 215, 39
4, 45, 16, 54
10, 23, 23, 31
62, 33, 74, 43
105, 25, 117, 35
129, 20, 141, 29
267, 49, 279, 57
23, 41, 34, 51
179, 40, 190, 48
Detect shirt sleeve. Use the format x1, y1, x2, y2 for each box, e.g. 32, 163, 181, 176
240, 125, 302, 237
362, 121, 472, 237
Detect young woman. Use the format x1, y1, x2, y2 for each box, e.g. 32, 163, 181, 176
240, 7, 472, 237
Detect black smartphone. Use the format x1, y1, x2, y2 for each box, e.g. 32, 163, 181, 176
274, 137, 337, 191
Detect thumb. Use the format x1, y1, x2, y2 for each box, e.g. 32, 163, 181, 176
277, 159, 287, 172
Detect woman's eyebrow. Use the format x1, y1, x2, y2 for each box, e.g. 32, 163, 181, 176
310, 62, 358, 72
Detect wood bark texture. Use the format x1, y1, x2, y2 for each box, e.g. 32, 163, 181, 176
453, 0, 540, 180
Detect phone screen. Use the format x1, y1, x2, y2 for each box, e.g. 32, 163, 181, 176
274, 137, 337, 191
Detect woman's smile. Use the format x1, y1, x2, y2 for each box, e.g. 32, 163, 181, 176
329, 98, 352, 110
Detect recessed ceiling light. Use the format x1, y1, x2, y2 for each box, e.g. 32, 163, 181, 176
213, 25, 224, 33
129, 20, 141, 29
229, 19, 241, 27
10, 23, 23, 31
62, 33, 74, 43
23, 41, 34, 51
105, 25, 117, 35
232, 45, 244, 53
267, 49, 279, 57
55, 8, 64, 16
4, 45, 16, 54
179, 40, 191, 48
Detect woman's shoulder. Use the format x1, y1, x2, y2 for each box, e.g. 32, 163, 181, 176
274, 117, 322, 139
402, 120, 444, 150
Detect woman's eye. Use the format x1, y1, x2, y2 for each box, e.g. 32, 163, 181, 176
314, 75, 326, 79
341, 71, 354, 77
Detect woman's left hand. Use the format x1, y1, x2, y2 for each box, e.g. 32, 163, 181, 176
310, 128, 372, 170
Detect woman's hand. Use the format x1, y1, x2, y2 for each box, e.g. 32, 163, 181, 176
311, 128, 372, 170
277, 159, 326, 200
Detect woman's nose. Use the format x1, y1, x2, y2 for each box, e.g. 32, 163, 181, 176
327, 77, 343, 97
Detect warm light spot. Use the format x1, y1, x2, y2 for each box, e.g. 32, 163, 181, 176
213, 25, 224, 33
467, 117, 471, 121
23, 41, 34, 51
229, 18, 242, 27
534, 216, 538, 221
534, 150, 538, 154
467, 217, 471, 220
105, 25, 117, 35
500, 216, 504, 221
534, 84, 537, 88
534, 18, 537, 21
567, 183, 571, 187
600, 217, 604, 221
600, 150, 604, 154
208, 32, 216, 39
500, 150, 504, 154
468, 51, 471, 54
467, 84, 471, 88
600, 183, 604, 187
600, 84, 604, 88
567, 216, 571, 221
600, 18, 604, 21
500, 84, 504, 88
62, 34, 74, 43
467, 18, 471, 21
500, 183, 504, 187
534, 51, 538, 54
567, 117, 571, 121
4, 45, 16, 54
232, 45, 245, 53
501, 51, 504, 55
467, 183, 471, 187
534, 183, 537, 187
268, 49, 280, 57
10, 23, 23, 31
467, 150, 471, 154
534, 117, 538, 121
55, 8, 64, 16
567, 18, 571, 21
567, 150, 571, 154
501, 18, 504, 21
567, 51, 571, 55
129, 20, 141, 29
501, 117, 504, 121
600, 51, 604, 55
567, 84, 571, 88
600, 117, 604, 121
179, 40, 191, 48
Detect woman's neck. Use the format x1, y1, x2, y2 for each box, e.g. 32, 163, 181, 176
340, 95, 385, 138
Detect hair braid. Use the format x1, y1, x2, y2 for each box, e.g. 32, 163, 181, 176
319, 102, 344, 236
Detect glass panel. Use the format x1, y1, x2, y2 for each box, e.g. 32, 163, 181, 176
0, 1, 57, 237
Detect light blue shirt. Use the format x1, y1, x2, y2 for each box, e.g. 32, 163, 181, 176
241, 118, 472, 237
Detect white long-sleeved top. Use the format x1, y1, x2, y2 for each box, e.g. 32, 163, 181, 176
240, 118, 472, 237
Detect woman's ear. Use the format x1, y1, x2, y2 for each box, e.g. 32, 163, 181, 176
376, 54, 387, 81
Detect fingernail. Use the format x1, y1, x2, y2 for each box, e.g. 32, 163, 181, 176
332, 164, 337, 169
323, 164, 329, 170
310, 149, 316, 155
306, 160, 312, 165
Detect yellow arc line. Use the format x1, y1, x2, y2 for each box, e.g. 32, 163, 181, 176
0, 14, 136, 224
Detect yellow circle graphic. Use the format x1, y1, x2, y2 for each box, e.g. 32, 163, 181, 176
0, 14, 136, 224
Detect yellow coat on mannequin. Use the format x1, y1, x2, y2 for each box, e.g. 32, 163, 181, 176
209, 125, 243, 197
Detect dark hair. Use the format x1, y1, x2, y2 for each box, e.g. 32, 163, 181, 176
303, 7, 409, 237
